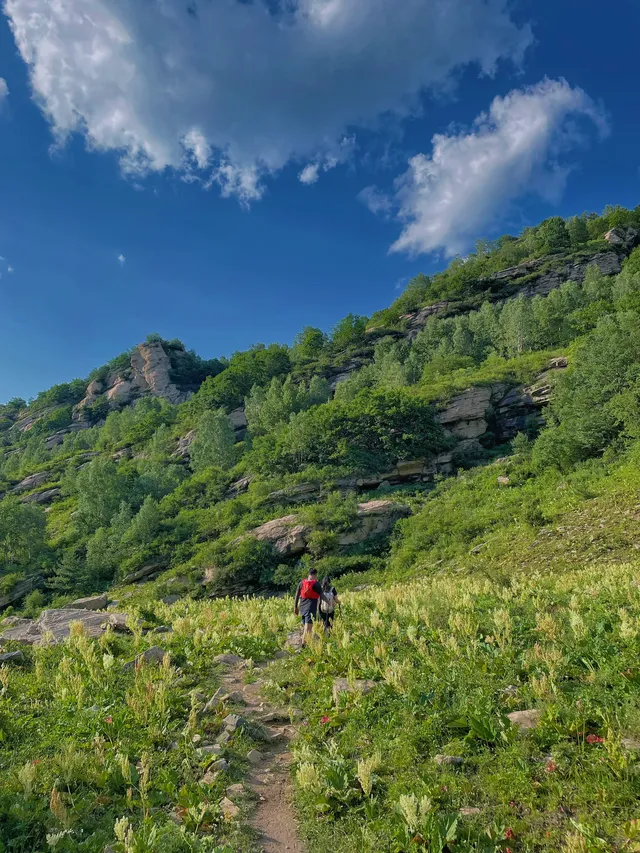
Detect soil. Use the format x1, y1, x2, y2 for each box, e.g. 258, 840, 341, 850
220, 657, 305, 852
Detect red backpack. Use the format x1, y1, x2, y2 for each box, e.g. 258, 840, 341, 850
300, 578, 320, 600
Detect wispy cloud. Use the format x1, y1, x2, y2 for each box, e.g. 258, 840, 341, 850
364, 78, 608, 257
5, 0, 532, 203
117, 254, 126, 266
0, 78, 8, 103
7, 266, 14, 273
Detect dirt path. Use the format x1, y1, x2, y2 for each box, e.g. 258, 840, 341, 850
220, 659, 305, 853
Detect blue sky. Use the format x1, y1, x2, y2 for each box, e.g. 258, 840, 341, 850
0, 0, 639, 402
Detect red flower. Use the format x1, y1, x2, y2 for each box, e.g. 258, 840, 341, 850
505, 828, 515, 840
545, 760, 557, 773
505, 848, 513, 853
104, 715, 113, 724
320, 716, 331, 725
586, 734, 604, 744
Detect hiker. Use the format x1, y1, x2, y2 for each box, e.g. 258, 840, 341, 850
319, 575, 340, 631
294, 567, 324, 644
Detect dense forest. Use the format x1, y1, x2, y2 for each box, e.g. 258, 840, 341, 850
2, 205, 640, 853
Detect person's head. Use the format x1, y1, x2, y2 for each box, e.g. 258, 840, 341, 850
307, 567, 318, 580
321, 575, 331, 591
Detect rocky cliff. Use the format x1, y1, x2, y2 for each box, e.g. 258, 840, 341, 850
74, 341, 191, 419
400, 227, 639, 334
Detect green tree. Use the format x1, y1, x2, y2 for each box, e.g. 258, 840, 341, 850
331, 314, 368, 351
71, 457, 127, 531
535, 217, 571, 254
125, 496, 161, 547
567, 215, 590, 249
0, 497, 48, 570
190, 409, 237, 471
291, 327, 327, 363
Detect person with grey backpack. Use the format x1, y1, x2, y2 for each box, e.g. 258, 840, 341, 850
319, 576, 341, 631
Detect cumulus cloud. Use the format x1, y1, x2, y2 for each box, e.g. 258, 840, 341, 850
0, 78, 8, 101
299, 163, 321, 185
117, 254, 125, 265
367, 78, 608, 257
4, 0, 532, 201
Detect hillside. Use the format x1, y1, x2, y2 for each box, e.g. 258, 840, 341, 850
2, 205, 640, 852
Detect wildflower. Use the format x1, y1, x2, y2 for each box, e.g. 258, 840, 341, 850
505, 828, 515, 840
104, 715, 113, 724
545, 760, 557, 773
320, 715, 331, 725
586, 734, 604, 744
505, 848, 513, 853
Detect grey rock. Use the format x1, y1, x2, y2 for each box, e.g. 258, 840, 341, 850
21, 487, 61, 505
0, 576, 43, 611
226, 783, 245, 798
121, 563, 167, 585
12, 471, 50, 493
214, 653, 246, 667
459, 807, 481, 816
161, 594, 181, 605
202, 687, 228, 714
198, 744, 224, 758
223, 713, 249, 733
66, 594, 108, 611
0, 650, 25, 664
434, 754, 464, 766
622, 737, 640, 751
332, 677, 376, 704
1, 608, 118, 645
507, 709, 541, 731
246, 749, 263, 765
153, 625, 173, 634
216, 731, 232, 746
122, 646, 168, 673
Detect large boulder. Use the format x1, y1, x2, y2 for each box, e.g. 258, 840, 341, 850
241, 500, 411, 556
248, 515, 312, 557
65, 594, 109, 611
21, 488, 61, 505
337, 500, 411, 546
12, 472, 50, 493
0, 608, 125, 645
604, 226, 640, 252
437, 386, 495, 440
121, 563, 167, 585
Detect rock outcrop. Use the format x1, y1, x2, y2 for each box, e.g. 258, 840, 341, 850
74, 341, 191, 420
12, 472, 50, 493
20, 487, 61, 505
0, 608, 127, 645
402, 250, 626, 334
0, 575, 43, 610
239, 500, 411, 557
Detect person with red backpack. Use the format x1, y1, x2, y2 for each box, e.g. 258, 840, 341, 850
294, 567, 324, 644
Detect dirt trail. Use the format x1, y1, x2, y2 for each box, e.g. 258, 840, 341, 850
220, 658, 305, 853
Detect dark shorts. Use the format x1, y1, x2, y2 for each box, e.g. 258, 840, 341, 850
300, 599, 318, 624
321, 610, 335, 627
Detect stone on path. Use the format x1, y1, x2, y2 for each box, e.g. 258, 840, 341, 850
219, 796, 240, 819
224, 713, 249, 733
247, 749, 263, 765
198, 745, 224, 758
507, 709, 541, 731
332, 677, 376, 704
214, 653, 246, 667
226, 783, 244, 798
459, 807, 481, 816
622, 737, 640, 750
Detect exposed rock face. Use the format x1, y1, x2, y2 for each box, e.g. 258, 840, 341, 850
121, 563, 167, 585
402, 250, 624, 334
248, 515, 312, 557
44, 422, 90, 450
74, 342, 191, 419
0, 608, 126, 645
604, 226, 640, 251
337, 500, 412, 546
12, 472, 50, 493
437, 386, 499, 440
241, 500, 410, 557
0, 575, 43, 610
12, 406, 58, 434
493, 357, 568, 441
20, 487, 61, 505
66, 594, 108, 611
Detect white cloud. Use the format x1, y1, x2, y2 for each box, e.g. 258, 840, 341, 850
7, 265, 13, 273
117, 254, 125, 265
0, 78, 8, 101
370, 78, 608, 257
299, 163, 320, 185
4, 0, 532, 202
